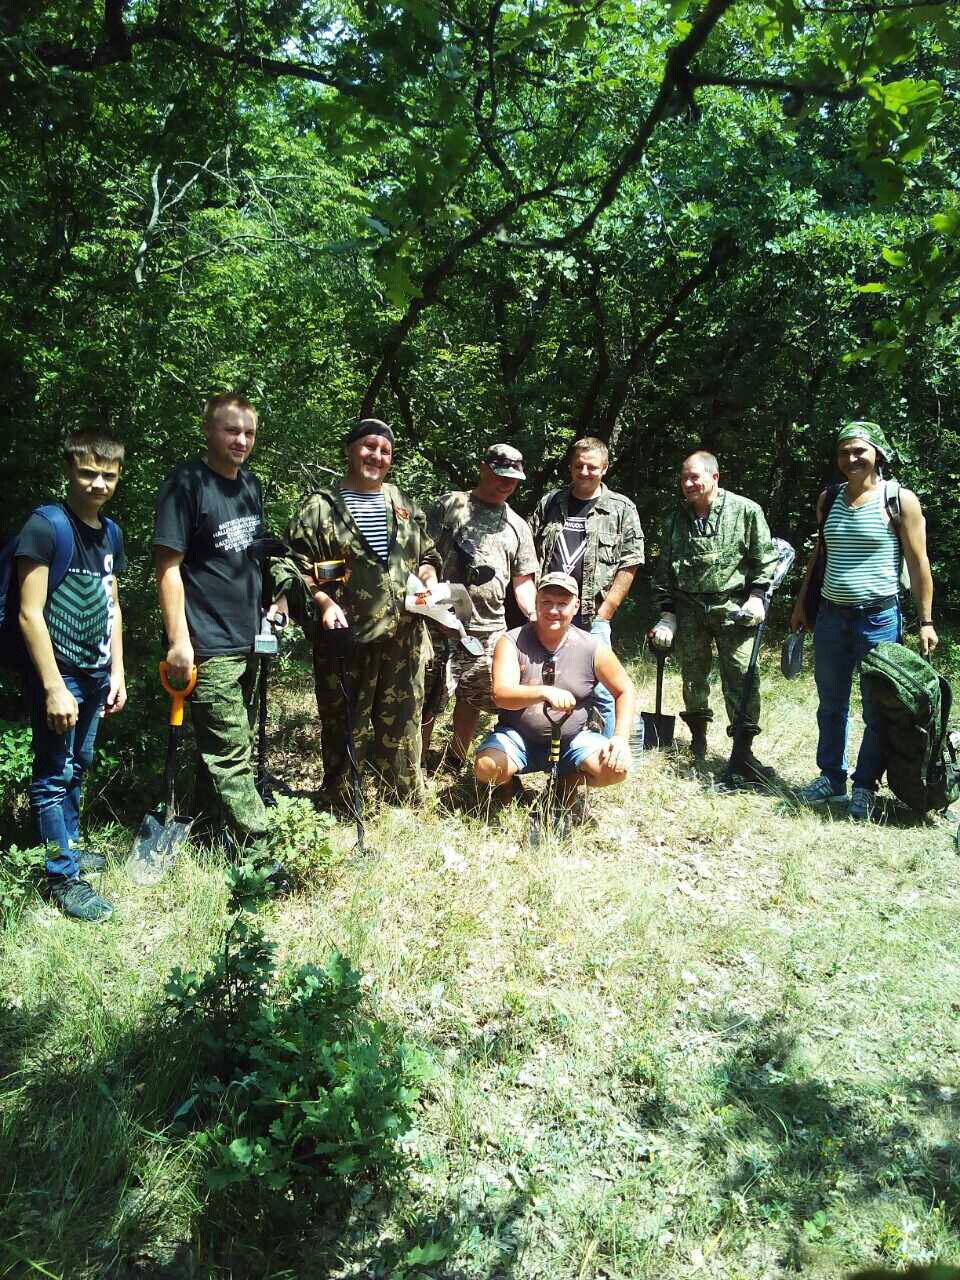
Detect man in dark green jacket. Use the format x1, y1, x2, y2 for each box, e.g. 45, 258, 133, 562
277, 419, 441, 807
652, 450, 778, 779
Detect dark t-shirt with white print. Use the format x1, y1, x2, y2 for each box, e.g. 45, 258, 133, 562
17, 508, 127, 675
547, 495, 598, 589
152, 460, 263, 657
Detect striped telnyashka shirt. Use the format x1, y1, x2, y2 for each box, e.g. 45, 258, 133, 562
340, 487, 389, 562
822, 486, 901, 605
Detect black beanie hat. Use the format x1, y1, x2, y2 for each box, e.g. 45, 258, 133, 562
344, 418, 394, 447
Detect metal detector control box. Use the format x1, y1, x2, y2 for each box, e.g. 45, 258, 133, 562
254, 615, 279, 656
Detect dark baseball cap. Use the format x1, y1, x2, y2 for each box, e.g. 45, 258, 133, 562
484, 443, 526, 479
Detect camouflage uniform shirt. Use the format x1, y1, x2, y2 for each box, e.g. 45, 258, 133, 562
654, 489, 778, 613
529, 485, 644, 623
278, 483, 441, 641
427, 493, 538, 633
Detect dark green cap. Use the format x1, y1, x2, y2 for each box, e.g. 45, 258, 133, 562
836, 420, 894, 462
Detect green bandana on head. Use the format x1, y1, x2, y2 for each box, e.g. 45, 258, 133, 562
836, 420, 895, 463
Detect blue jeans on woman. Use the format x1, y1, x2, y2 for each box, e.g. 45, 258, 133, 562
813, 600, 901, 792
26, 669, 110, 880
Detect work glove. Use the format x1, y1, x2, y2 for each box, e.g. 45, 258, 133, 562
650, 613, 677, 649
734, 595, 766, 627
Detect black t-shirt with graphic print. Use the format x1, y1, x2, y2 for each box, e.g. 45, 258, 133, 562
547, 495, 598, 589
17, 508, 127, 675
153, 460, 264, 657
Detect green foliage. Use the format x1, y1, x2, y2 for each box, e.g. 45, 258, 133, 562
0, 720, 31, 793
0, 843, 46, 928
164, 866, 429, 1201
266, 795, 341, 890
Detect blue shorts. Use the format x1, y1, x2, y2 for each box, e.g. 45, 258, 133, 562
478, 725, 608, 775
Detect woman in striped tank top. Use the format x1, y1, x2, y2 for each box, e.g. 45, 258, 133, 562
790, 421, 937, 821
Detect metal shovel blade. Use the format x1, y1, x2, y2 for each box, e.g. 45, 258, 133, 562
641, 710, 675, 750
126, 810, 195, 886
642, 648, 675, 749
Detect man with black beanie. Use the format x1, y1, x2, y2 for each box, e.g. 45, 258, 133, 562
276, 419, 441, 807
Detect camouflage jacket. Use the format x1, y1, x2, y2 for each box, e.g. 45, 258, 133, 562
276, 482, 441, 644
529, 484, 645, 623
654, 489, 778, 612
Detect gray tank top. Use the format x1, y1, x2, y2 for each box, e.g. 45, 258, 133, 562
497, 624, 600, 745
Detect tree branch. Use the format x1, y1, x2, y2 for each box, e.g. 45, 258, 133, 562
526, 0, 739, 250
359, 183, 558, 415
686, 72, 861, 99
593, 236, 736, 443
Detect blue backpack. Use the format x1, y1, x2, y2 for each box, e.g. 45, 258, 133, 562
0, 505, 121, 672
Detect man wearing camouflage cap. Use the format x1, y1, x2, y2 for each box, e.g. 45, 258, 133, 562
422, 444, 539, 768
276, 419, 441, 808
651, 450, 779, 781
790, 420, 937, 821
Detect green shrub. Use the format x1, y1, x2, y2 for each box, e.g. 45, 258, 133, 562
164, 866, 429, 1201
266, 795, 341, 890
0, 843, 46, 928
0, 720, 31, 814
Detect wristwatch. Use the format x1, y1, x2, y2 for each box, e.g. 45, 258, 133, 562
919, 618, 934, 627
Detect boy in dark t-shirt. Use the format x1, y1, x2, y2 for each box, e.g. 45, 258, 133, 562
16, 431, 127, 923
153, 393, 285, 857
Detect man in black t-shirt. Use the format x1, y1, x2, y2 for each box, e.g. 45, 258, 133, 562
17, 431, 127, 923
153, 393, 286, 856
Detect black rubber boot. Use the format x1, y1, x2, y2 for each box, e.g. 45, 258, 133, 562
685, 715, 709, 761
728, 731, 776, 785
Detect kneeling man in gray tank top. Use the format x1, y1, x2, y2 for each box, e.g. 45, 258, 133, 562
474, 572, 636, 816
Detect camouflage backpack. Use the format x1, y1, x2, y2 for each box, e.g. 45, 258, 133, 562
860, 641, 960, 815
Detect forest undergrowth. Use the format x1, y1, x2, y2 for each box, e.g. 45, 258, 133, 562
0, 642, 958, 1280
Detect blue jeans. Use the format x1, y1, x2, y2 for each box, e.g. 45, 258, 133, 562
813, 600, 901, 792
27, 669, 110, 880
479, 725, 610, 774
586, 617, 616, 736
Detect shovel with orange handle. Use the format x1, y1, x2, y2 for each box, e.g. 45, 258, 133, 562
127, 661, 198, 886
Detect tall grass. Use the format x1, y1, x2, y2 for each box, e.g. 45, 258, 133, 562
1, 644, 958, 1278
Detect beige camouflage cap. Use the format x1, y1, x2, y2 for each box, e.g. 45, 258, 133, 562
484, 443, 526, 479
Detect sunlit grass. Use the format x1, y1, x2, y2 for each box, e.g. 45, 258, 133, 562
1, 647, 958, 1278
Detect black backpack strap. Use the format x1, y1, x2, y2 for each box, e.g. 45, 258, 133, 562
817, 484, 842, 545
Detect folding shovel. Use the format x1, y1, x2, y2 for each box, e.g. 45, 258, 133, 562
127, 661, 198, 886
641, 645, 676, 750
527, 707, 573, 847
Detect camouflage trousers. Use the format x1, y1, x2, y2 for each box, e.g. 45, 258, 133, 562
423, 628, 503, 719
190, 653, 270, 851
675, 600, 761, 735
313, 621, 426, 806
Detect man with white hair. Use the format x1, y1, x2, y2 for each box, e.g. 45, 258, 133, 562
651, 449, 778, 782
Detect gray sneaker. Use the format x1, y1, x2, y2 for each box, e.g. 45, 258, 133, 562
49, 877, 113, 923
848, 786, 875, 822
797, 775, 846, 805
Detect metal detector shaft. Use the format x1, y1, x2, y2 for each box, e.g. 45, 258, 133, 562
337, 657, 366, 853
248, 534, 290, 803
725, 538, 796, 765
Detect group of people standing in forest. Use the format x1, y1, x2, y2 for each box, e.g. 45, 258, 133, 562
9, 395, 938, 922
